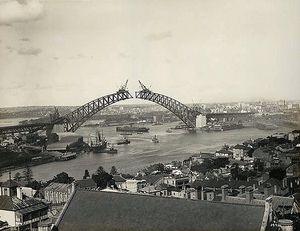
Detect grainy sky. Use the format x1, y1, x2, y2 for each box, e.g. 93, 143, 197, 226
0, 0, 299, 107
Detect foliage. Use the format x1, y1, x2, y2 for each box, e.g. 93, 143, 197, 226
269, 167, 286, 181
92, 166, 113, 189
26, 180, 42, 190
142, 163, 165, 175
22, 165, 33, 182
14, 172, 22, 181
110, 166, 118, 175
51, 172, 74, 184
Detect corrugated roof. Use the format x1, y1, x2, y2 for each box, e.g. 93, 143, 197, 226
0, 195, 48, 212
44, 182, 71, 193
57, 190, 265, 231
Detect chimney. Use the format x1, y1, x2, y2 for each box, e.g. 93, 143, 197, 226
245, 186, 253, 204
16, 187, 23, 200
264, 183, 272, 198
238, 185, 246, 195
221, 185, 228, 202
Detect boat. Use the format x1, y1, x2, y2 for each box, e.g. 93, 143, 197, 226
90, 131, 107, 153
59, 152, 77, 161
137, 132, 144, 134
104, 145, 118, 154
120, 132, 133, 136
152, 135, 159, 143
166, 128, 172, 133
116, 137, 131, 145
116, 125, 149, 133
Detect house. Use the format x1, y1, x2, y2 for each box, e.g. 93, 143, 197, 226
54, 189, 269, 231
122, 179, 146, 193
252, 147, 273, 162
0, 195, 49, 230
215, 149, 233, 158
258, 178, 289, 197
112, 175, 127, 189
163, 175, 189, 189
232, 144, 247, 160
139, 185, 161, 196
75, 178, 97, 190
286, 163, 300, 178
44, 182, 73, 205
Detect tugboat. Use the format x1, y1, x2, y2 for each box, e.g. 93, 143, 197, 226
90, 131, 107, 153
105, 145, 118, 154
116, 137, 131, 145
152, 135, 159, 143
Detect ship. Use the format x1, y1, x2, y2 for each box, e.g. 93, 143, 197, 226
116, 125, 149, 133
59, 152, 77, 161
90, 131, 107, 153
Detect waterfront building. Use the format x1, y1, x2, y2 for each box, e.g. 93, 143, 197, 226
44, 182, 73, 205
215, 149, 233, 158
232, 144, 247, 160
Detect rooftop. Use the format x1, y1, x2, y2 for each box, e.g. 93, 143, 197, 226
0, 195, 48, 213
44, 182, 71, 193
57, 190, 266, 231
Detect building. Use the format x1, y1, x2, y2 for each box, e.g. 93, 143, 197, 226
75, 178, 97, 190
232, 144, 247, 160
55, 190, 269, 231
44, 182, 73, 205
196, 114, 207, 128
215, 149, 233, 158
0, 195, 49, 230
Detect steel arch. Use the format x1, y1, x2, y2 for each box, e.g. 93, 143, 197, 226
135, 88, 198, 128
59, 89, 133, 132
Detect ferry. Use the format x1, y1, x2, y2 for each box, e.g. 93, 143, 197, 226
116, 125, 149, 133
59, 152, 77, 161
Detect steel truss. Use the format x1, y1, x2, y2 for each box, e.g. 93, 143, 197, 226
61, 89, 133, 132
135, 88, 198, 128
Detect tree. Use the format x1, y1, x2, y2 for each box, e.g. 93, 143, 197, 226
110, 166, 118, 175
83, 169, 90, 179
23, 165, 33, 182
96, 166, 106, 175
14, 172, 22, 181
269, 168, 286, 181
51, 172, 74, 184
26, 180, 42, 190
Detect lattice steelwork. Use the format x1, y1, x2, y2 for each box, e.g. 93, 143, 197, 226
135, 87, 198, 128
0, 123, 52, 135
61, 89, 133, 132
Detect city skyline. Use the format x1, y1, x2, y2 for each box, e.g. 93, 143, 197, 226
0, 0, 300, 107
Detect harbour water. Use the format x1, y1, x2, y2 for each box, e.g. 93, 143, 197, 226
0, 119, 293, 181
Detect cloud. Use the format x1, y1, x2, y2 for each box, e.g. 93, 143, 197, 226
145, 31, 172, 41
0, 0, 44, 25
18, 47, 41, 55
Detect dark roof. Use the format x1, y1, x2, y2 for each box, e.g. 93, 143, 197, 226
0, 196, 48, 212
57, 190, 265, 231
75, 178, 96, 188
112, 175, 126, 183
233, 144, 246, 150
1, 179, 19, 188
136, 174, 168, 185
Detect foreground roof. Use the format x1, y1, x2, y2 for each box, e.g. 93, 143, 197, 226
57, 190, 266, 231
0, 195, 48, 213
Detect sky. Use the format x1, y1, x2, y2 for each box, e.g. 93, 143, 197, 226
0, 0, 299, 107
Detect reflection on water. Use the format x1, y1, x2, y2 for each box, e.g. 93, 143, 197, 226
0, 121, 293, 181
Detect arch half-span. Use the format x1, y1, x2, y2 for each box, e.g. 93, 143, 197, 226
135, 88, 198, 128
59, 89, 133, 132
